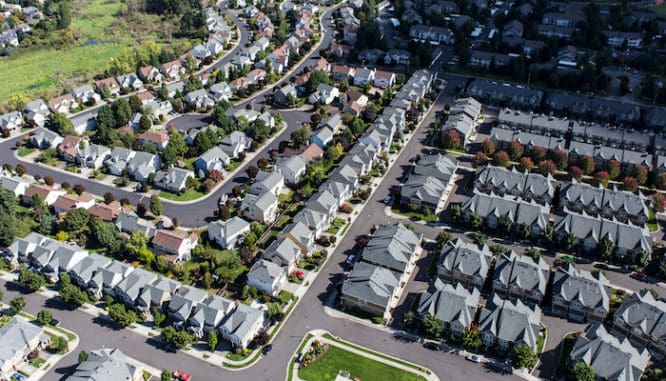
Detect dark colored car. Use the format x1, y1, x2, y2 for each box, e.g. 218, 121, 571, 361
262, 344, 273, 355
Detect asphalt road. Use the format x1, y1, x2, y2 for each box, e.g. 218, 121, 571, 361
0, 84, 518, 381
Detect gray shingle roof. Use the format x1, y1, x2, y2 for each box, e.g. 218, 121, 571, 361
66, 348, 138, 381
361, 223, 421, 273
0, 318, 43, 371
413, 154, 458, 181
417, 279, 480, 329
248, 259, 285, 285
263, 237, 301, 266
552, 264, 612, 315
342, 261, 400, 309
569, 324, 650, 381
438, 238, 493, 281
478, 294, 542, 349
114, 267, 157, 302
69, 253, 113, 285
475, 165, 554, 202
463, 192, 551, 230
615, 290, 666, 345
401, 175, 447, 206
493, 251, 550, 297
220, 303, 264, 341
560, 180, 648, 219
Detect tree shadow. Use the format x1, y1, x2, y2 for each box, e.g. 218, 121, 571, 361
91, 315, 124, 331
50, 362, 79, 381
44, 297, 79, 312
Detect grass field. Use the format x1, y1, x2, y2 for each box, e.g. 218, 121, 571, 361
0, 0, 186, 101
159, 188, 206, 202
298, 346, 425, 381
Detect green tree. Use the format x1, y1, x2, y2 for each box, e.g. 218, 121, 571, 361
469, 212, 482, 229
50, 336, 68, 354
247, 119, 271, 143
128, 95, 143, 113
291, 124, 311, 147
161, 369, 172, 381
450, 204, 462, 223
112, 98, 132, 126
563, 232, 577, 251
59, 275, 88, 306
60, 208, 90, 244
404, 310, 416, 328
161, 326, 193, 349
435, 231, 452, 251
510, 344, 537, 369
193, 129, 213, 154
108, 303, 138, 327
152, 308, 166, 328
462, 327, 481, 349
18, 267, 46, 292
498, 213, 512, 233
9, 296, 25, 314
307, 69, 331, 93
139, 115, 152, 132
571, 361, 595, 381
57, 0, 71, 29
48, 112, 76, 136
207, 330, 218, 351
168, 129, 188, 157
36, 310, 53, 325
91, 217, 119, 251
78, 350, 89, 364
598, 237, 614, 259
423, 314, 442, 337
150, 194, 163, 216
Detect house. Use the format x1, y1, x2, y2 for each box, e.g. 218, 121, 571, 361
72, 85, 101, 104
569, 324, 650, 381
68, 253, 112, 288
74, 143, 109, 169
154, 167, 194, 193
52, 193, 96, 214
220, 131, 252, 158
274, 85, 298, 106
247, 259, 287, 297
478, 294, 542, 352
126, 151, 161, 183
279, 221, 314, 257
209, 82, 232, 102
138, 65, 163, 83
462, 192, 551, 237
240, 192, 278, 223
161, 60, 185, 81
115, 212, 157, 238
311, 127, 333, 148
400, 154, 458, 212
250, 170, 284, 196
167, 285, 209, 327
246, 68, 267, 85
0, 111, 23, 135
194, 146, 230, 178
23, 184, 66, 206
188, 295, 235, 338
185, 89, 215, 109
551, 264, 612, 322
353, 68, 375, 86
67, 348, 143, 381
319, 114, 343, 134
293, 208, 330, 238
475, 165, 555, 205
468, 80, 544, 109
30, 127, 63, 149
373, 70, 395, 88
263, 237, 302, 272
56, 135, 82, 162
341, 262, 401, 321
441, 113, 475, 148
554, 212, 652, 258
208, 217, 251, 249
305, 190, 338, 219
88, 201, 122, 221
384, 49, 411, 65
343, 101, 362, 116
143, 100, 173, 119
604, 31, 643, 48
408, 25, 454, 44
361, 223, 422, 281
219, 303, 265, 349
559, 180, 648, 225
48, 94, 76, 114
104, 147, 135, 176
113, 268, 157, 307
330, 43, 352, 58
0, 318, 48, 381
344, 89, 368, 108
137, 129, 169, 150
502, 20, 524, 38
135, 277, 180, 316
331, 65, 355, 82
151, 230, 198, 262
23, 99, 50, 127
116, 73, 144, 90
254, 36, 270, 51
275, 155, 307, 184
437, 238, 493, 290
0, 172, 32, 197
417, 279, 480, 338
88, 260, 135, 298
41, 242, 88, 283
307, 84, 339, 105
492, 251, 550, 304
612, 290, 666, 357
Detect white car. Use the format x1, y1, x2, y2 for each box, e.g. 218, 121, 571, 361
466, 354, 482, 363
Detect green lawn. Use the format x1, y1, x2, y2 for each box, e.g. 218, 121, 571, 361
28, 357, 46, 368
391, 206, 438, 223
648, 208, 659, 232
554, 334, 577, 378
326, 218, 346, 234
159, 188, 205, 202
17, 146, 36, 157
298, 346, 425, 381
225, 160, 243, 172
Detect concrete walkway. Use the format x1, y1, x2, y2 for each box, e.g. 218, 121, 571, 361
288, 329, 438, 381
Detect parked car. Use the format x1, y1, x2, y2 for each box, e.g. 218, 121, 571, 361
383, 196, 392, 205
466, 354, 482, 363
49, 318, 60, 327
262, 344, 273, 355
423, 339, 439, 350
173, 370, 191, 381
344, 255, 355, 268
631, 272, 648, 281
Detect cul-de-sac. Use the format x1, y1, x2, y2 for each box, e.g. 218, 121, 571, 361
2, 0, 666, 380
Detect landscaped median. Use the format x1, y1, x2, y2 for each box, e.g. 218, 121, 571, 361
288, 331, 434, 381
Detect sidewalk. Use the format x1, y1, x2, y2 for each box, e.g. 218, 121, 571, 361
287, 329, 438, 381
